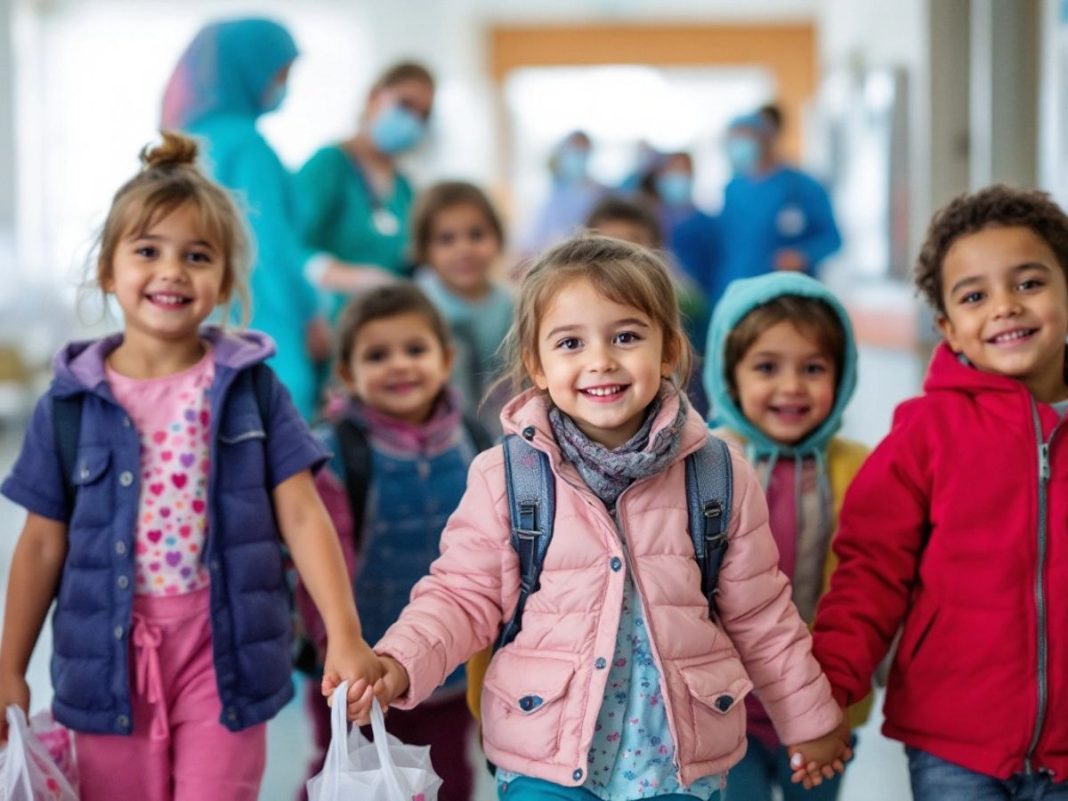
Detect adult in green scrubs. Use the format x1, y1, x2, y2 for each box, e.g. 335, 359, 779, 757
297, 62, 436, 320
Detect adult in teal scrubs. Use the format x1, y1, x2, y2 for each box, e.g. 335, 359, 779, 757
161, 18, 331, 419
297, 62, 435, 320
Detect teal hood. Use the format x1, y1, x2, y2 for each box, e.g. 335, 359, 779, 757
702, 272, 857, 457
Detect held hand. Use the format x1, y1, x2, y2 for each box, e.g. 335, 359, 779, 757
347, 656, 410, 726
787, 716, 852, 789
774, 249, 808, 272
321, 635, 384, 709
339, 264, 396, 294
0, 672, 30, 743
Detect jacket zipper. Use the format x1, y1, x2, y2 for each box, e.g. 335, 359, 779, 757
608, 492, 687, 779
1025, 400, 1061, 774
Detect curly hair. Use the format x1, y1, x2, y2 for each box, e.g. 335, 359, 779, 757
915, 185, 1068, 314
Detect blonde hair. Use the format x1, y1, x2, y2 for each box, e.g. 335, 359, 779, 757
503, 235, 691, 393
94, 131, 252, 324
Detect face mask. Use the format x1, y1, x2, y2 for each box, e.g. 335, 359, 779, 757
263, 82, 287, 114
369, 103, 426, 155
655, 172, 694, 207
726, 136, 761, 175
556, 146, 589, 183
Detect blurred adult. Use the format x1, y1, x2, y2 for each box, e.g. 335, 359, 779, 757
161, 18, 369, 419
297, 62, 435, 320
713, 106, 841, 304
522, 130, 606, 253
639, 151, 700, 237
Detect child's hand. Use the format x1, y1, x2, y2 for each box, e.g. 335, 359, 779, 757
787, 716, 852, 789
321, 635, 384, 708
346, 656, 411, 726
0, 672, 30, 743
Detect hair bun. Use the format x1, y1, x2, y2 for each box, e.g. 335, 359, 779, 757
141, 131, 199, 170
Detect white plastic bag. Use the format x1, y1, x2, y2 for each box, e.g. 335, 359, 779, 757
307, 684, 442, 801
0, 706, 78, 801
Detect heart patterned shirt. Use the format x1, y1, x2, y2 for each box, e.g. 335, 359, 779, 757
107, 348, 214, 596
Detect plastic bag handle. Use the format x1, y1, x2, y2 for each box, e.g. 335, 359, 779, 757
2, 706, 35, 799
326, 683, 353, 781
370, 697, 413, 801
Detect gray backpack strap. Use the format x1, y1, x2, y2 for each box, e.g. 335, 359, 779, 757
685, 434, 733, 616
495, 432, 554, 652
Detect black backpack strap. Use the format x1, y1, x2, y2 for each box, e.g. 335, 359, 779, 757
52, 394, 84, 513
495, 434, 554, 652
684, 434, 733, 616
461, 413, 494, 453
248, 362, 274, 425
333, 418, 373, 551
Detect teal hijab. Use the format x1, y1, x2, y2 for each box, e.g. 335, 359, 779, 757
702, 272, 858, 459
161, 18, 298, 129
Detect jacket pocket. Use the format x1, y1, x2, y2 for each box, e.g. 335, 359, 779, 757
70, 445, 113, 528
676, 657, 752, 762
481, 647, 576, 761
897, 605, 938, 672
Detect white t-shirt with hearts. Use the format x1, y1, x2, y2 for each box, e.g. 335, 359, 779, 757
107, 348, 213, 596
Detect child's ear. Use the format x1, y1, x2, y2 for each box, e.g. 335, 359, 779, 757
523, 350, 549, 390
336, 359, 355, 387
935, 313, 962, 353
442, 344, 456, 373
660, 332, 683, 378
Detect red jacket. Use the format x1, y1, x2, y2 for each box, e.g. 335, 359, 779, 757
813, 343, 1068, 780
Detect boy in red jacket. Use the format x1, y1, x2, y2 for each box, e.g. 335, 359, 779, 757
811, 186, 1068, 800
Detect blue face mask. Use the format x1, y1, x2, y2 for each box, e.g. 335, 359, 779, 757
556, 146, 589, 183
262, 82, 287, 114
370, 103, 426, 155
726, 136, 761, 175
655, 172, 693, 207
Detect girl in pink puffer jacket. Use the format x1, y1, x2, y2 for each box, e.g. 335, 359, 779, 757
336, 236, 850, 801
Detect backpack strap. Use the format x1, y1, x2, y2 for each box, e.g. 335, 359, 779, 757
684, 434, 733, 616
248, 362, 274, 425
332, 418, 373, 551
494, 433, 554, 652
52, 394, 84, 513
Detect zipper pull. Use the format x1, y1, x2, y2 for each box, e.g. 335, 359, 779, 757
1040, 443, 1051, 481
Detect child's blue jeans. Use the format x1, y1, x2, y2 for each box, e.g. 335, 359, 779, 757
497, 776, 719, 800
908, 747, 1068, 801
722, 735, 845, 801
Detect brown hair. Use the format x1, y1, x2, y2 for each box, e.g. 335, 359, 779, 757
585, 196, 663, 249
915, 185, 1068, 314
335, 283, 450, 368
724, 296, 846, 398
372, 61, 435, 93
410, 181, 504, 265
95, 131, 251, 323
503, 235, 690, 392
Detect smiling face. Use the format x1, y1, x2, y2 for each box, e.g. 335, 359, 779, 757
938, 225, 1068, 402
528, 278, 674, 449
733, 320, 837, 445
426, 202, 501, 301
103, 203, 228, 350
340, 311, 453, 424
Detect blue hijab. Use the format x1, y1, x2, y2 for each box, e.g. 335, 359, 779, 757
161, 18, 298, 129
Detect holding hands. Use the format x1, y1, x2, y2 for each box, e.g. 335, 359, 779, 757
787, 713, 853, 789
321, 649, 410, 726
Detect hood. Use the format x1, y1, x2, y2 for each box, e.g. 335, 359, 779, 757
161, 18, 298, 129
52, 325, 275, 396
702, 272, 858, 457
923, 340, 1049, 398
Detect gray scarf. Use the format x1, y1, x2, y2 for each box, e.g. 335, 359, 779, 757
548, 390, 688, 508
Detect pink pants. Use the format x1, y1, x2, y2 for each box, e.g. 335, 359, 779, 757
76, 588, 266, 801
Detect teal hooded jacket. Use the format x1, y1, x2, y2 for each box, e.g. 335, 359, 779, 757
162, 19, 321, 419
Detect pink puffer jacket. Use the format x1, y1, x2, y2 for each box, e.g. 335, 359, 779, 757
376, 389, 840, 787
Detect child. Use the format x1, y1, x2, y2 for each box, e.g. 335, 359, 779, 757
339, 235, 850, 799
414, 180, 513, 437
702, 272, 872, 801
0, 133, 380, 801
295, 283, 488, 801
811, 186, 1068, 799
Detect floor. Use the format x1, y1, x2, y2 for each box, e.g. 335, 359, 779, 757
0, 343, 923, 800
